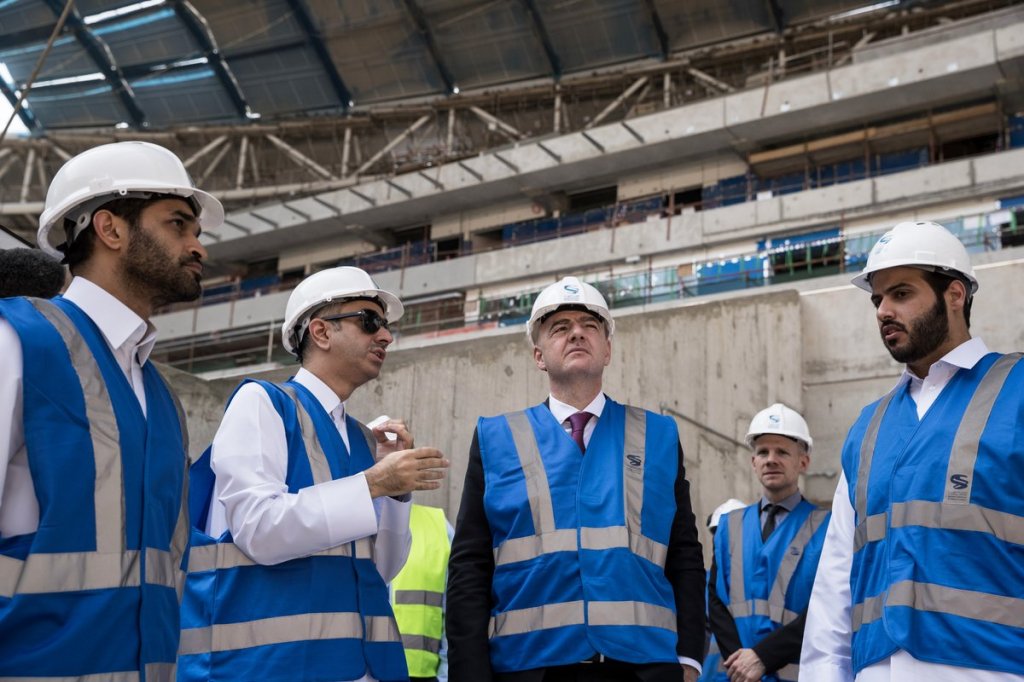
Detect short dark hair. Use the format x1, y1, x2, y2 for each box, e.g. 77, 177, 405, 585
922, 269, 972, 328
0, 248, 66, 298
61, 193, 195, 270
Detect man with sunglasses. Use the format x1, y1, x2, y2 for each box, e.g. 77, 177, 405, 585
447, 276, 706, 682
179, 266, 449, 682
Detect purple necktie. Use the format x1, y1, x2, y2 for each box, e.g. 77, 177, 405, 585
568, 411, 592, 453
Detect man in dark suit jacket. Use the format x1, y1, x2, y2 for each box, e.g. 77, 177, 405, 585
447, 276, 705, 682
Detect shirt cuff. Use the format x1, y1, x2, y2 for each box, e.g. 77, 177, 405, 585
314, 471, 379, 547
679, 656, 701, 673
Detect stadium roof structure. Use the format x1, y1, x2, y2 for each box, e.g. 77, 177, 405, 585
0, 0, 1016, 246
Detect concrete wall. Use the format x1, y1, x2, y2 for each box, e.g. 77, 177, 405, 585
167, 247, 1024, 559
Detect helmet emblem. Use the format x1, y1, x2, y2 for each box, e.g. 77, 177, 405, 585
563, 284, 580, 294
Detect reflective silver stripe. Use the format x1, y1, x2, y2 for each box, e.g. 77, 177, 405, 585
145, 547, 177, 589
852, 591, 884, 631
145, 662, 176, 682
886, 580, 1024, 629
852, 512, 887, 553
0, 673, 141, 681
727, 598, 799, 624
494, 529, 577, 566
890, 500, 1024, 545
494, 526, 668, 567
179, 612, 365, 654
393, 589, 444, 608
280, 384, 333, 486
588, 600, 676, 632
32, 300, 124, 554
622, 406, 646, 544
366, 614, 402, 642
777, 663, 800, 680
854, 390, 896, 538
768, 508, 828, 622
402, 633, 441, 654
0, 554, 21, 599
490, 600, 585, 638
188, 539, 361, 572
944, 353, 1022, 504
726, 509, 745, 611
168, 391, 191, 597
2, 551, 140, 596
505, 411, 556, 535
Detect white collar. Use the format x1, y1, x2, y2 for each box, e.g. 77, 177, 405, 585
895, 337, 990, 389
293, 367, 345, 420
548, 392, 606, 424
63, 276, 156, 365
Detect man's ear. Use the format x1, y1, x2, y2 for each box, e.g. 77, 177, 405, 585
306, 318, 333, 352
945, 278, 968, 314
90, 210, 127, 252
533, 345, 547, 372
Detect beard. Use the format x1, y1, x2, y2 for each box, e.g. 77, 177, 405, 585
123, 225, 202, 307
882, 294, 950, 364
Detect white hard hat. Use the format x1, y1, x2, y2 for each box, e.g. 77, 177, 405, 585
745, 403, 813, 452
708, 498, 746, 530
850, 221, 978, 294
526, 276, 614, 343
281, 266, 403, 355
37, 141, 225, 258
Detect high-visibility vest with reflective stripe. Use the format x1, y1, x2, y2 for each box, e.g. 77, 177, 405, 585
0, 297, 188, 681
711, 501, 829, 682
478, 399, 681, 672
179, 379, 407, 682
391, 504, 449, 677
843, 352, 1024, 675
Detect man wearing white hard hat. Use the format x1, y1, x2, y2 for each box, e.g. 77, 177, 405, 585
179, 266, 449, 681
800, 221, 1024, 681
447, 276, 706, 682
707, 405, 829, 682
0, 141, 220, 678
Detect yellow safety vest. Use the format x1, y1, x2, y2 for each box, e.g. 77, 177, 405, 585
391, 504, 450, 677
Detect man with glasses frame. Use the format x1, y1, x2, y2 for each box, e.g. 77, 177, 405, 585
179, 266, 449, 682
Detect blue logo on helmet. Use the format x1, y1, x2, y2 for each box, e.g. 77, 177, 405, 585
563, 285, 580, 294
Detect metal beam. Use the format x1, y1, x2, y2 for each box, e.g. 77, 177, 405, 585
355, 114, 431, 176
400, 0, 456, 93
639, 0, 670, 60
169, 1, 250, 118
284, 0, 353, 109
586, 76, 648, 129
266, 134, 337, 180
41, 0, 146, 127
765, 0, 786, 34
0, 81, 37, 133
519, 0, 561, 79
687, 66, 734, 93
469, 106, 522, 139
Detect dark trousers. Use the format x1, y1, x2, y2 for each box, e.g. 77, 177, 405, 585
496, 660, 684, 682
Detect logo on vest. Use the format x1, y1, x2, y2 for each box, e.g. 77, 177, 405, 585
945, 473, 971, 504
626, 453, 642, 469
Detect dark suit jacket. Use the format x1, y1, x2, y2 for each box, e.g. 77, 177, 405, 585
707, 539, 808, 672
446, 403, 706, 682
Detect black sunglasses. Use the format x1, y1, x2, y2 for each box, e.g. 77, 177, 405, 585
317, 309, 391, 335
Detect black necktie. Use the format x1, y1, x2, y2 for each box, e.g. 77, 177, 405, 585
762, 504, 781, 541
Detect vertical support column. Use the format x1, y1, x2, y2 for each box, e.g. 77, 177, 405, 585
446, 108, 456, 157
663, 72, 672, 108
341, 126, 353, 178
553, 89, 562, 133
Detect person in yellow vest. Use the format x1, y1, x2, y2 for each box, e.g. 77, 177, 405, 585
392, 503, 453, 682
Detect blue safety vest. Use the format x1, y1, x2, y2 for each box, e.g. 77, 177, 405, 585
478, 398, 681, 672
179, 379, 407, 682
0, 296, 188, 681
712, 501, 829, 682
843, 351, 1024, 675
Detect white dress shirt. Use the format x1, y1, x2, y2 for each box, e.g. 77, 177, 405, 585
800, 338, 1023, 682
207, 368, 412, 682
0, 277, 155, 537
547, 392, 702, 675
